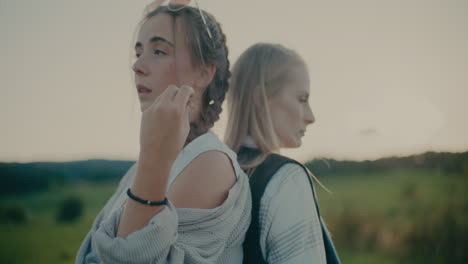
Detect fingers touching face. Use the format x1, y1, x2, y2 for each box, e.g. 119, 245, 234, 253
147, 85, 196, 123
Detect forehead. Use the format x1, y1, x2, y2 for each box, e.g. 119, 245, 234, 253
137, 13, 187, 45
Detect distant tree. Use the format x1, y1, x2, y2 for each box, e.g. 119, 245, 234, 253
0, 205, 28, 224
463, 161, 468, 187
0, 160, 133, 196
56, 196, 84, 223
305, 151, 468, 177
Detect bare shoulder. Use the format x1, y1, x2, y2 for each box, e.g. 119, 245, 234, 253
167, 150, 237, 209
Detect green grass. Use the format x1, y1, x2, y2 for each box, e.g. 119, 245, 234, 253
0, 182, 117, 264
314, 168, 467, 263
338, 248, 399, 264
1, 168, 466, 264
316, 168, 465, 218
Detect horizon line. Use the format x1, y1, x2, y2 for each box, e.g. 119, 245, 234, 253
1, 149, 467, 164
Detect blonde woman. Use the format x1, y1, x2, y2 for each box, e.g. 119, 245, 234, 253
225, 43, 339, 264
76, 2, 251, 263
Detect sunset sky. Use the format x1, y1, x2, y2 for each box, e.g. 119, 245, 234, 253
1, 0, 467, 162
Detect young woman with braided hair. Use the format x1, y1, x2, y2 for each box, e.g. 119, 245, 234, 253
76, 2, 251, 263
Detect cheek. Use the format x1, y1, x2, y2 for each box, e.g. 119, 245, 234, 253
187, 90, 204, 123
271, 109, 292, 143
173, 51, 198, 86
281, 104, 303, 138
281, 102, 302, 126
146, 61, 176, 98
292, 105, 304, 124
152, 59, 177, 82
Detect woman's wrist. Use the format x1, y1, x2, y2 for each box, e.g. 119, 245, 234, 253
138, 149, 175, 168
139, 147, 178, 165
132, 152, 173, 199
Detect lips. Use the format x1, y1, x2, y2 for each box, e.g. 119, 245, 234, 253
137, 84, 152, 95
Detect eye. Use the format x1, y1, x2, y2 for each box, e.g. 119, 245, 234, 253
298, 96, 308, 103
154, 49, 167, 56
135, 46, 143, 58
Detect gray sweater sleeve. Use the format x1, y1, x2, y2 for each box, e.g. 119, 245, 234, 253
76, 164, 183, 263
92, 202, 183, 264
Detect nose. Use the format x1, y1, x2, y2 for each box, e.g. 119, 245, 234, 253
305, 104, 315, 125
132, 57, 149, 76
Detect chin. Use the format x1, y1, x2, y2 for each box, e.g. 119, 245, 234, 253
291, 141, 302, 148
292, 137, 303, 148
140, 101, 151, 112
281, 138, 302, 149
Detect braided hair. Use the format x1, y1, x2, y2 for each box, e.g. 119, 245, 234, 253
144, 6, 231, 143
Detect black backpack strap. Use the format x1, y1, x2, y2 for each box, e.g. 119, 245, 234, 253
243, 152, 341, 264
243, 154, 295, 264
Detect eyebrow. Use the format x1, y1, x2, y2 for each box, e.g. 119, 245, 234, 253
135, 36, 174, 48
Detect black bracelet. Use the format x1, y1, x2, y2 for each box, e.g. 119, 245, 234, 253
126, 188, 168, 206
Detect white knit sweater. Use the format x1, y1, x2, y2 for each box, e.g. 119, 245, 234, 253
259, 163, 326, 263
76, 132, 252, 264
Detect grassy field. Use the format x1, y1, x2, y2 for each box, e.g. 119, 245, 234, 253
0, 168, 466, 264
0, 182, 118, 264
315, 167, 467, 263
317, 167, 465, 217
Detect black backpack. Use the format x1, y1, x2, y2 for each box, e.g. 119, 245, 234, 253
239, 148, 341, 264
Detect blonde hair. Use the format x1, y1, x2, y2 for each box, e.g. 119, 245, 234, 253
225, 43, 307, 168
225, 43, 331, 192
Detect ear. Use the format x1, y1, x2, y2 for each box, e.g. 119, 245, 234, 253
195, 63, 217, 89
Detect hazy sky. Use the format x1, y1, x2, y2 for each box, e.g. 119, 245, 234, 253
1, 0, 467, 162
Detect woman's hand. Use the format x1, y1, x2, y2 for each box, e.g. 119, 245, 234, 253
139, 85, 194, 163
117, 85, 195, 238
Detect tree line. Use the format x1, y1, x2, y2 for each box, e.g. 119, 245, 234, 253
306, 151, 468, 177
1, 151, 467, 196
0, 160, 133, 195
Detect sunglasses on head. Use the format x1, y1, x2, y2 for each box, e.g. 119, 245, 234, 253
145, 0, 213, 40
